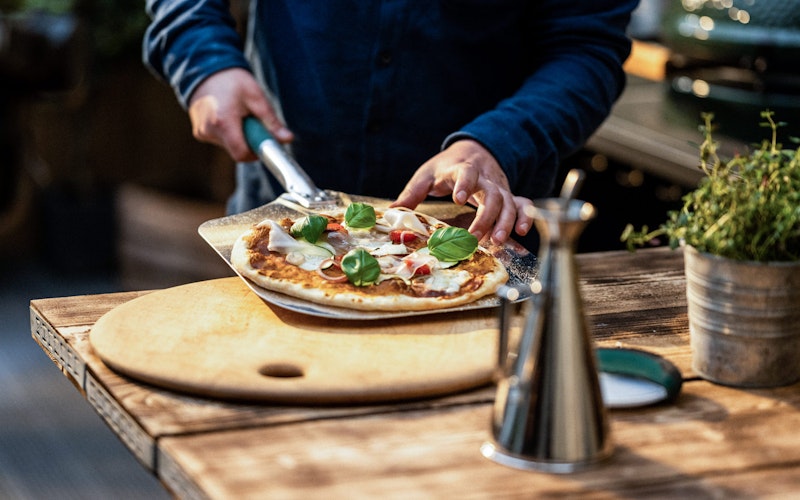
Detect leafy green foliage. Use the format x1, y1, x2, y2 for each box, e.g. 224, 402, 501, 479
345, 203, 376, 229
341, 248, 380, 286
427, 227, 478, 262
622, 111, 800, 262
290, 215, 327, 244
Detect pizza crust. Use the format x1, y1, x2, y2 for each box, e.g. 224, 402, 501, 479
230, 207, 509, 312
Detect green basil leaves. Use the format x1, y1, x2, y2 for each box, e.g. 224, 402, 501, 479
427, 227, 478, 262
290, 214, 328, 244
341, 248, 381, 286
345, 203, 376, 229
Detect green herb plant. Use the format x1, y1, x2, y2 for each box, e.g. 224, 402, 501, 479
622, 111, 800, 262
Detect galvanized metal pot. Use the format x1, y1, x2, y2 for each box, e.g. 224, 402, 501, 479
684, 246, 800, 388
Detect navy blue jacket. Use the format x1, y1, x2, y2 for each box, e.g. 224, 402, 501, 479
144, 0, 636, 206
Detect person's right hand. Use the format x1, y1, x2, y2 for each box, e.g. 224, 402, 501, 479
187, 67, 294, 161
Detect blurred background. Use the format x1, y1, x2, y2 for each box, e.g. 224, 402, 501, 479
2, 0, 799, 497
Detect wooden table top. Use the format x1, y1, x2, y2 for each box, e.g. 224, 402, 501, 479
30, 247, 800, 499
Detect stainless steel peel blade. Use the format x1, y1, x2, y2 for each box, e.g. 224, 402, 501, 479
243, 116, 338, 209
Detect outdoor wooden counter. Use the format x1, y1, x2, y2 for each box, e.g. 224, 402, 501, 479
30, 247, 800, 499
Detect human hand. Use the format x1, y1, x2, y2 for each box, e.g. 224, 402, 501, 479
391, 139, 534, 245
187, 67, 294, 161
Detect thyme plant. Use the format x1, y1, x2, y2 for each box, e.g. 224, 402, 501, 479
622, 111, 800, 262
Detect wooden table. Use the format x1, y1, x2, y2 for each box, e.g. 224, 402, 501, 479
30, 247, 800, 499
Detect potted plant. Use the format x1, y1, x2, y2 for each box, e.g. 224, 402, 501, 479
622, 110, 800, 388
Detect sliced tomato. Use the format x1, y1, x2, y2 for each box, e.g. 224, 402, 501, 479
326, 222, 347, 233
413, 264, 431, 276
389, 230, 418, 244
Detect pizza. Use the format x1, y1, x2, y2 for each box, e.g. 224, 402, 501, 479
230, 202, 508, 311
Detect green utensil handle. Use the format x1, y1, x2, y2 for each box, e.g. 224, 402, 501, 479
243, 116, 275, 153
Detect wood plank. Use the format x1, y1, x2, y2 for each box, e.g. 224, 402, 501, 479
30, 308, 87, 390
158, 379, 800, 499
29, 309, 161, 471
28, 247, 684, 332
30, 291, 151, 328
85, 370, 158, 470
578, 248, 694, 374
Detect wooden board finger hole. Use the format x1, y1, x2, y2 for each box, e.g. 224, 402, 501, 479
259, 362, 305, 379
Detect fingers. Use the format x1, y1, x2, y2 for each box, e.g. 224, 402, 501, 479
187, 68, 293, 162
249, 103, 294, 144
468, 186, 515, 244
393, 140, 535, 245
470, 192, 534, 246
452, 159, 522, 244
451, 163, 479, 206
514, 196, 535, 236
395, 154, 478, 210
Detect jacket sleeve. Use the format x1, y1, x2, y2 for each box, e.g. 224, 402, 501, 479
143, 0, 250, 109
444, 0, 637, 196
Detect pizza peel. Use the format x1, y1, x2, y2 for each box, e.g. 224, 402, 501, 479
199, 195, 537, 319
196, 118, 538, 320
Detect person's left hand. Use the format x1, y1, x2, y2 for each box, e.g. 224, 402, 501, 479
391, 139, 534, 245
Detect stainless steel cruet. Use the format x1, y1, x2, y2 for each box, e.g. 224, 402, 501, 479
482, 192, 611, 473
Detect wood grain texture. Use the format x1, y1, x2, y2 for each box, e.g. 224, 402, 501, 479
158, 380, 800, 499
37, 246, 788, 500
31, 290, 151, 327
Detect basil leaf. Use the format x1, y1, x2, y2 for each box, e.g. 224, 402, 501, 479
427, 227, 478, 262
290, 215, 328, 244
341, 248, 381, 286
345, 203, 376, 229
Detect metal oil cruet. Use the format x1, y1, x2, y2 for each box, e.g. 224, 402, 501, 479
482, 176, 611, 473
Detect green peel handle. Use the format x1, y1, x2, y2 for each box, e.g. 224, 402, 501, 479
243, 116, 274, 153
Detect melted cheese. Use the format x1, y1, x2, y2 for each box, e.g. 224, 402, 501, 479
376, 251, 439, 281
379, 208, 429, 235
264, 220, 334, 271
416, 269, 472, 294
371, 242, 409, 256
348, 228, 391, 250
415, 247, 458, 269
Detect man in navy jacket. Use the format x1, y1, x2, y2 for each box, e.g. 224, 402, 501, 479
144, 1, 637, 247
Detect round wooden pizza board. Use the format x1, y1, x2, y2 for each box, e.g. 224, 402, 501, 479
90, 277, 501, 404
